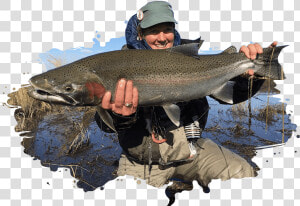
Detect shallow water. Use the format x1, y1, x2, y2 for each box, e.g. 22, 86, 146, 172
204, 92, 295, 169
8, 87, 121, 190
7, 82, 296, 191
22, 109, 121, 191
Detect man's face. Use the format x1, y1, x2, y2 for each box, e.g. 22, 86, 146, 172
142, 23, 175, 49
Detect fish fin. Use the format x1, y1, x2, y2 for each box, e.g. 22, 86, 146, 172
180, 37, 204, 46
254, 45, 287, 80
145, 118, 152, 134
194, 37, 204, 48
96, 106, 116, 132
222, 46, 237, 54
210, 82, 235, 104
167, 42, 202, 56
198, 38, 204, 47
162, 104, 181, 127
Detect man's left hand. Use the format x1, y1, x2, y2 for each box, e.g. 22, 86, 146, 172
239, 41, 278, 76
239, 41, 278, 60
239, 43, 263, 60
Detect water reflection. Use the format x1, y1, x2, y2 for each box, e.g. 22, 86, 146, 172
7, 80, 296, 192
8, 86, 121, 191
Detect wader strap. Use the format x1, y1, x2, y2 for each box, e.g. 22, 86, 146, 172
151, 131, 167, 144
151, 107, 168, 144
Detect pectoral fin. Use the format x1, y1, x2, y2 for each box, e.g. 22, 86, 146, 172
96, 106, 116, 132
210, 81, 235, 104
162, 104, 181, 127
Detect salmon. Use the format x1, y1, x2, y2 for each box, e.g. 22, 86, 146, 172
28, 43, 286, 129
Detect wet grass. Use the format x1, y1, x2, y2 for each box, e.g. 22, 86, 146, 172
7, 86, 55, 132
7, 86, 121, 190
6, 83, 296, 192
203, 95, 295, 166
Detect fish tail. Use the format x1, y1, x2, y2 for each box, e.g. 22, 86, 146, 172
254, 45, 287, 80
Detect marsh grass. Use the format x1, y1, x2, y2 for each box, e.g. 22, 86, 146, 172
231, 102, 249, 120
67, 121, 91, 154
230, 101, 284, 124
7, 86, 55, 132
257, 103, 284, 123
7, 86, 52, 114
7, 85, 95, 153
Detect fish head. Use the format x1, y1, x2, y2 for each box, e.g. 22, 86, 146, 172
28, 66, 106, 106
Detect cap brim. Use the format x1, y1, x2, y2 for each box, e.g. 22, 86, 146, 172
140, 15, 177, 29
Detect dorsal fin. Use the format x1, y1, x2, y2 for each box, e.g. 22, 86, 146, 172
167, 39, 204, 56
222, 46, 237, 54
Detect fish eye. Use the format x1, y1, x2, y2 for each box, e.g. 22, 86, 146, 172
65, 85, 73, 92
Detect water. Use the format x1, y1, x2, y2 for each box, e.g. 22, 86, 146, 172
7, 36, 297, 192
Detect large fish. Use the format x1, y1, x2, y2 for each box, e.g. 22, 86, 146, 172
28, 43, 286, 130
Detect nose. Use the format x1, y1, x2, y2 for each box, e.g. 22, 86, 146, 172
157, 32, 167, 42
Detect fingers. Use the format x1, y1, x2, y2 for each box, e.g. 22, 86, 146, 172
248, 44, 257, 60
240, 43, 263, 60
114, 79, 126, 106
102, 79, 139, 116
269, 41, 278, 48
242, 41, 278, 57
101, 91, 112, 110
124, 80, 133, 105
113, 79, 126, 114
239, 45, 250, 59
122, 80, 134, 116
132, 87, 139, 109
254, 43, 263, 54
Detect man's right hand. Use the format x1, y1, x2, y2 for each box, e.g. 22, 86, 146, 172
101, 79, 139, 116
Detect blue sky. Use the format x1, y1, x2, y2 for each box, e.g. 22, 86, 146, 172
38, 35, 222, 70
38, 35, 126, 70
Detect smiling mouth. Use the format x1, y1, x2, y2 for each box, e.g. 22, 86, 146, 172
156, 44, 167, 48
154, 43, 169, 49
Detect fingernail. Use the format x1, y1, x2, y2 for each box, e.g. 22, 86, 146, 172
119, 80, 126, 87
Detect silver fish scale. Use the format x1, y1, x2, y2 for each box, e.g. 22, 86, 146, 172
29, 45, 285, 107
56, 49, 249, 105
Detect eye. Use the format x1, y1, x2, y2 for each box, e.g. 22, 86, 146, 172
145, 29, 159, 35
151, 30, 159, 34
65, 85, 73, 92
164, 27, 174, 33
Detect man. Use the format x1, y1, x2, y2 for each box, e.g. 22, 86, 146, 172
96, 1, 277, 196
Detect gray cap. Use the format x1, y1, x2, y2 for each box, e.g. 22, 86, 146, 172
138, 1, 177, 29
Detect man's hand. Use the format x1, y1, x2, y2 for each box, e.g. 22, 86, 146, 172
239, 43, 263, 60
101, 79, 138, 116
240, 41, 278, 60
240, 41, 278, 75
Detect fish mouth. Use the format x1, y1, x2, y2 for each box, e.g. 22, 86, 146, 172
28, 87, 78, 106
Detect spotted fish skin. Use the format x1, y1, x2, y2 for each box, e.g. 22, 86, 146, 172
28, 43, 286, 106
